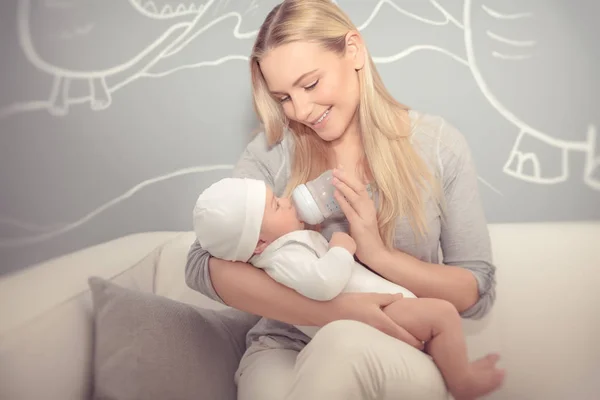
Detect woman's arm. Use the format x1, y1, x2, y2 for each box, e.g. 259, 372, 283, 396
208, 257, 331, 325
366, 250, 479, 313
332, 120, 496, 319
208, 256, 422, 348
185, 230, 346, 319
371, 121, 495, 318
208, 256, 422, 347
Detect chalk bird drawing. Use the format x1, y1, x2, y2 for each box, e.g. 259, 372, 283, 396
4, 0, 210, 117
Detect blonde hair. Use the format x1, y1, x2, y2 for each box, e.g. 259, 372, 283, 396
249, 0, 443, 247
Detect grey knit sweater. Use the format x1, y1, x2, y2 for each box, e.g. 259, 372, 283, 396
186, 110, 496, 348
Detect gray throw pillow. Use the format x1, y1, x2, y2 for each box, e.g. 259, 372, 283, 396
88, 277, 260, 400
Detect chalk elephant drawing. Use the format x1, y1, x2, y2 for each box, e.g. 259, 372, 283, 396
16, 0, 209, 116
462, 0, 599, 190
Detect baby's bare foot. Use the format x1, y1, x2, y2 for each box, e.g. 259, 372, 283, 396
450, 354, 505, 400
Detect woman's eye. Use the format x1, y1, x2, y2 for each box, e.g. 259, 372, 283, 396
277, 80, 318, 103
305, 80, 319, 90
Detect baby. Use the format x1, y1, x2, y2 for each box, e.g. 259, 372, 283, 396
193, 177, 504, 400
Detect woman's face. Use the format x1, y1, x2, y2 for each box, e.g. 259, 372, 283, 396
259, 34, 364, 142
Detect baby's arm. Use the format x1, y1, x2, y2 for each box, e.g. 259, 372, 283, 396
258, 235, 356, 301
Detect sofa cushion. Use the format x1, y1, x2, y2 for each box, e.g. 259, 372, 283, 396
89, 277, 260, 400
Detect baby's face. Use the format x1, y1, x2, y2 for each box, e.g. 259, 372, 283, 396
259, 186, 305, 244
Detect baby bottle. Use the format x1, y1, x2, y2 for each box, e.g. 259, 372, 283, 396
291, 170, 340, 225
291, 170, 372, 225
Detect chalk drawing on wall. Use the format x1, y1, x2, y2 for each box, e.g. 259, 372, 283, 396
0, 164, 234, 248
4, 0, 595, 190
0, 1, 598, 249
0, 0, 268, 119
10, 0, 210, 116
463, 1, 599, 190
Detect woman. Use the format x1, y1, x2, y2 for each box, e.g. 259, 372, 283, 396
186, 1, 497, 399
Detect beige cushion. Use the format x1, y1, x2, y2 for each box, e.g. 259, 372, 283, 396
89, 277, 259, 400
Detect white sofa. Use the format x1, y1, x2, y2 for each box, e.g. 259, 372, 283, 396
1, 222, 599, 400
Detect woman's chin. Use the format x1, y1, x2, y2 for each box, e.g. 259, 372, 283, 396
316, 128, 344, 142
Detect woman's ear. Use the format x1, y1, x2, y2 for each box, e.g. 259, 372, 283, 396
254, 239, 269, 255
345, 30, 365, 71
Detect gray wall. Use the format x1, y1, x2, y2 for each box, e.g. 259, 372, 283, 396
1, 0, 598, 275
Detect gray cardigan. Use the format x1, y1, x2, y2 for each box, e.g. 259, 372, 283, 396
186, 110, 496, 348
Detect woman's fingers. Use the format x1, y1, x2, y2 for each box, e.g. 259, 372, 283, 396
334, 189, 359, 222
370, 293, 423, 349
373, 309, 425, 350
373, 292, 405, 308
333, 167, 369, 195
332, 176, 360, 206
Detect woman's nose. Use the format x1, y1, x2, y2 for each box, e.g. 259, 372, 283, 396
293, 98, 312, 122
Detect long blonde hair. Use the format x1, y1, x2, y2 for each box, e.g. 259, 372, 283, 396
249, 0, 443, 247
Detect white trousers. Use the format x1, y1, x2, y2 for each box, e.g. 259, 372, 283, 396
235, 320, 452, 400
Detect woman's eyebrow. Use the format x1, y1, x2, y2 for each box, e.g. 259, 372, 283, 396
270, 69, 319, 95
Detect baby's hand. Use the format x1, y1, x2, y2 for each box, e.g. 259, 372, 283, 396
306, 223, 322, 232
329, 232, 356, 255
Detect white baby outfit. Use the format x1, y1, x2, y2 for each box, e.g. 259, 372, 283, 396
250, 229, 416, 337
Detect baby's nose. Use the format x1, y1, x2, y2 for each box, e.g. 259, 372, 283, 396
284, 197, 294, 209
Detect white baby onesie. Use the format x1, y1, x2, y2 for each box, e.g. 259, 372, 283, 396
249, 230, 417, 337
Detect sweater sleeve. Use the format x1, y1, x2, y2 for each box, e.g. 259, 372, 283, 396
437, 119, 497, 319
184, 133, 280, 304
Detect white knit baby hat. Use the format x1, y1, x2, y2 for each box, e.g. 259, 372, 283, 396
193, 177, 266, 262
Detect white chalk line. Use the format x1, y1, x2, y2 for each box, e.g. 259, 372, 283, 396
583, 125, 600, 190
373, 45, 468, 66
486, 30, 536, 47
430, 0, 464, 30
492, 52, 534, 61
478, 176, 504, 196
481, 4, 533, 20
0, 164, 234, 248
129, 0, 208, 20
162, 10, 259, 58
142, 55, 248, 78
357, 0, 459, 31
59, 23, 94, 40
0, 216, 66, 233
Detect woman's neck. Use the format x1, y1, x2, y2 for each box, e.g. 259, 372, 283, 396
326, 124, 371, 181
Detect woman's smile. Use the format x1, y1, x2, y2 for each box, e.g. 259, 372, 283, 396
311, 106, 332, 128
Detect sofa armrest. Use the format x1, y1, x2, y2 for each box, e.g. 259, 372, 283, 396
0, 232, 182, 400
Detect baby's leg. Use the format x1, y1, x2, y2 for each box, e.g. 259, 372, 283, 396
383, 298, 504, 400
